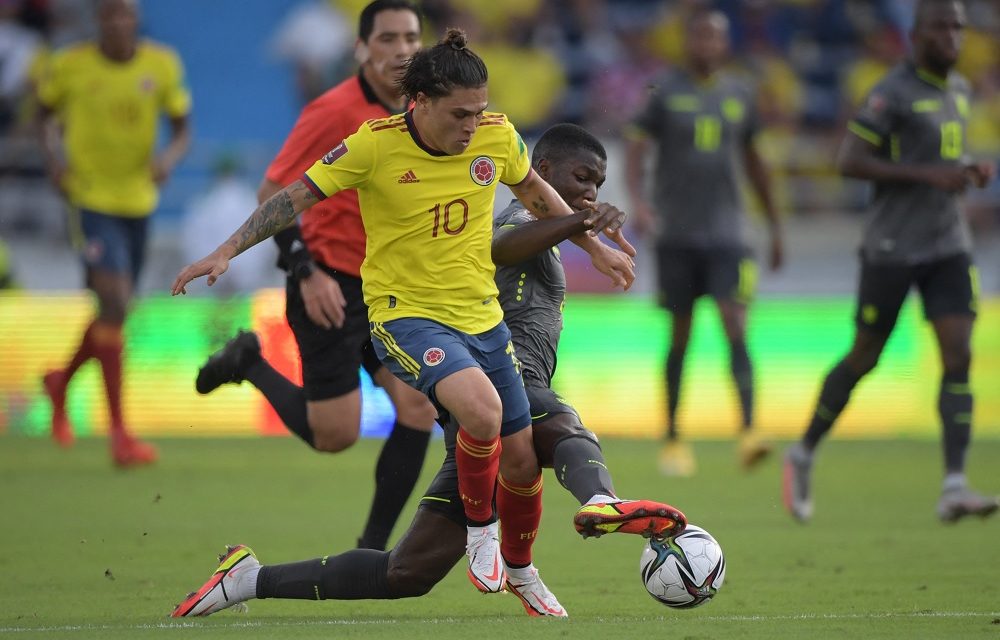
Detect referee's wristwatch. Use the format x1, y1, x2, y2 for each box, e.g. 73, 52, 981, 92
292, 259, 316, 281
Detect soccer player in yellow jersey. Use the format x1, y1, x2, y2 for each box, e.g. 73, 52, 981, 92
38, 0, 191, 467
173, 29, 634, 595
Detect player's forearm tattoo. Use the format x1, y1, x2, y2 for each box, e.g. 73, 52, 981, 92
226, 188, 309, 256
529, 199, 550, 215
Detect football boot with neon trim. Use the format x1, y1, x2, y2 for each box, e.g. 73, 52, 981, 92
171, 545, 258, 617
574, 499, 686, 540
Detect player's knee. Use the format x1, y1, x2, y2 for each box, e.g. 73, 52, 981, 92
942, 348, 971, 375
97, 302, 128, 325
499, 449, 540, 485
394, 398, 439, 430
386, 558, 442, 598
458, 400, 503, 438
309, 421, 360, 453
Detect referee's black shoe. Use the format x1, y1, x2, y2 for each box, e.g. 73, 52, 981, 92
195, 330, 261, 394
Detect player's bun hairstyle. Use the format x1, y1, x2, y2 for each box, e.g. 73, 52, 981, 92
398, 28, 487, 99
358, 0, 421, 42
531, 123, 607, 169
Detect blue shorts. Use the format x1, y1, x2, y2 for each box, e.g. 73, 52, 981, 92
75, 209, 150, 283
370, 318, 531, 437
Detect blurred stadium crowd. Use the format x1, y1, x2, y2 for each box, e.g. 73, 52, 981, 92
0, 0, 998, 293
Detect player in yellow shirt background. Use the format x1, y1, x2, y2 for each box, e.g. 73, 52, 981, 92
172, 29, 637, 600
38, 0, 191, 467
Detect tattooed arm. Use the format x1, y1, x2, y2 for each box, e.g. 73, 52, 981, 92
171, 180, 318, 294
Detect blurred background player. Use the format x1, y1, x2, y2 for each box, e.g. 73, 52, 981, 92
37, 0, 190, 466
783, 0, 998, 524
170, 123, 684, 620
193, 0, 438, 553
624, 9, 784, 477
171, 29, 636, 595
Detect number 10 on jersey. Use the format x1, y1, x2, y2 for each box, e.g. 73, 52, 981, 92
428, 199, 469, 237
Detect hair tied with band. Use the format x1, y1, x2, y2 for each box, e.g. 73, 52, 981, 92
444, 28, 466, 51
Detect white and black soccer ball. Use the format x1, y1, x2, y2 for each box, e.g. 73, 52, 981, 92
639, 524, 725, 609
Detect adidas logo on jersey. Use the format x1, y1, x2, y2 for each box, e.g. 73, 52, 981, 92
398, 170, 420, 183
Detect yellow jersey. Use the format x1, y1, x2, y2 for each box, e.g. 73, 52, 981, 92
304, 111, 531, 334
37, 40, 191, 217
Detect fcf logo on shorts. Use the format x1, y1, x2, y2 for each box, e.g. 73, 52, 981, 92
470, 156, 496, 186
423, 347, 446, 366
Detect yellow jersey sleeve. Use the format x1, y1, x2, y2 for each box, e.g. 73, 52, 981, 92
302, 124, 376, 198
158, 48, 192, 118
36, 48, 68, 110
500, 120, 531, 185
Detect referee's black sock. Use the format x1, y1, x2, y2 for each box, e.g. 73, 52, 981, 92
665, 347, 685, 440
939, 370, 972, 473
358, 421, 431, 550
552, 435, 615, 504
730, 340, 754, 431
243, 358, 314, 448
257, 550, 392, 600
802, 360, 861, 450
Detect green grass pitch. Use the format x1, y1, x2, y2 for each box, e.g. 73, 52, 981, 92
1, 436, 998, 639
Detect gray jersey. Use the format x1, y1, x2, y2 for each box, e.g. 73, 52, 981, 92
493, 200, 564, 387
630, 69, 759, 248
849, 62, 973, 265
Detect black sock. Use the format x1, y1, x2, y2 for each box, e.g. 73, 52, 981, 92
939, 371, 972, 473
358, 422, 432, 550
802, 360, 860, 450
665, 348, 685, 439
730, 340, 754, 430
243, 358, 314, 448
552, 435, 615, 504
256, 550, 392, 600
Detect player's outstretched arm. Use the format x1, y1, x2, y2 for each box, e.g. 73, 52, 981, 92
493, 205, 636, 291
492, 212, 590, 266
510, 169, 635, 256
171, 180, 318, 295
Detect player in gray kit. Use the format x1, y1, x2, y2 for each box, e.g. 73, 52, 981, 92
170, 124, 686, 619
783, 0, 998, 524
624, 9, 784, 476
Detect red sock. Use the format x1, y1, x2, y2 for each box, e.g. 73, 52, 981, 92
455, 428, 500, 524
497, 472, 543, 567
89, 321, 125, 436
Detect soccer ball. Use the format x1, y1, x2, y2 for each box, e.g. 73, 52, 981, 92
639, 524, 725, 609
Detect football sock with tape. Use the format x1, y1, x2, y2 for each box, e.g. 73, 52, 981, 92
498, 472, 542, 567
552, 435, 615, 504
730, 340, 754, 431
243, 359, 313, 448
358, 421, 431, 550
256, 550, 391, 600
665, 347, 685, 439
939, 371, 972, 473
802, 360, 860, 451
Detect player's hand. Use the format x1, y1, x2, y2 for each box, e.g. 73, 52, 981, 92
589, 242, 635, 291
581, 201, 637, 258
299, 268, 347, 329
151, 157, 173, 185
171, 248, 231, 295
924, 165, 972, 193
964, 161, 997, 189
